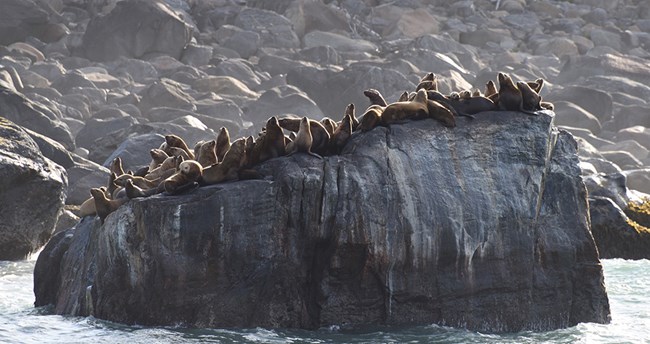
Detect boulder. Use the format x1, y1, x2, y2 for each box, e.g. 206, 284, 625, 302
589, 197, 650, 259
0, 85, 74, 150
616, 126, 650, 151
75, 116, 139, 150
303, 31, 378, 53
79, 0, 193, 62
102, 133, 166, 172
0, 0, 68, 45
34, 112, 610, 332
0, 117, 66, 260
624, 169, 650, 194
549, 101, 601, 135
138, 78, 196, 114
65, 155, 110, 206
244, 85, 324, 123
545, 86, 613, 123
233, 8, 300, 49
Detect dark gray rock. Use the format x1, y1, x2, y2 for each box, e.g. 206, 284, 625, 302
553, 101, 602, 135
79, 0, 193, 62
34, 112, 610, 332
102, 133, 166, 172
546, 86, 613, 123
23, 127, 74, 169
65, 154, 110, 206
0, 85, 74, 150
589, 197, 650, 260
0, 117, 66, 260
75, 116, 139, 150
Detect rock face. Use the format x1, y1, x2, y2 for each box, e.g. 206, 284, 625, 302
0, 117, 67, 260
34, 112, 610, 332
79, 0, 193, 62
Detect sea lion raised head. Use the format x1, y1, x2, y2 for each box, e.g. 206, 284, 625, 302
163, 160, 203, 194
164, 134, 194, 160
363, 89, 388, 107
197, 139, 217, 167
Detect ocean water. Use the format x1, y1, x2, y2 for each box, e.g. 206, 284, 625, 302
1, 257, 648, 344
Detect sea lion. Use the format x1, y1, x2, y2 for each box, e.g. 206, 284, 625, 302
197, 139, 218, 167
329, 113, 353, 154
380, 89, 429, 125
146, 155, 182, 181
363, 89, 388, 107
193, 140, 205, 162
278, 117, 330, 155
168, 146, 191, 160
107, 172, 119, 199
528, 78, 544, 94
202, 138, 247, 185
149, 148, 169, 172
109, 157, 125, 176
124, 179, 158, 199
320, 117, 338, 136
164, 134, 195, 160
164, 160, 203, 194
427, 90, 495, 118
286, 117, 321, 158
357, 106, 383, 132
249, 116, 286, 166
472, 89, 482, 97
78, 186, 109, 217
415, 72, 437, 91
113, 174, 158, 189
427, 100, 456, 127
497, 72, 538, 115
344, 103, 359, 131
485, 80, 498, 98
459, 90, 472, 100
91, 187, 127, 223
517, 81, 542, 112
216, 127, 231, 162
398, 91, 410, 102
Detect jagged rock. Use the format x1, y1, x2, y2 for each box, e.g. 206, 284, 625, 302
0, 85, 74, 149
79, 0, 193, 62
34, 112, 610, 332
0, 117, 67, 260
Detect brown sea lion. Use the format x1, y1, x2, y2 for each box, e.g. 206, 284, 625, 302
381, 89, 429, 125
124, 179, 160, 199
517, 81, 542, 112
109, 157, 125, 176
163, 160, 202, 194
344, 103, 359, 131
286, 117, 321, 159
107, 172, 119, 199
278, 117, 330, 155
216, 127, 231, 162
398, 91, 410, 102
148, 148, 169, 172
329, 113, 353, 154
428, 90, 495, 118
197, 140, 218, 167
472, 89, 482, 97
415, 72, 437, 91
164, 134, 195, 160
459, 90, 472, 100
91, 187, 127, 223
320, 117, 338, 136
497, 72, 538, 115
427, 100, 456, 127
78, 186, 109, 217
485, 80, 498, 98
357, 106, 384, 132
113, 174, 158, 189
145, 155, 182, 181
249, 116, 286, 166
202, 137, 247, 185
363, 89, 388, 107
168, 146, 191, 160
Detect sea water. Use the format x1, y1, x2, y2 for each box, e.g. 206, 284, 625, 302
1, 257, 648, 343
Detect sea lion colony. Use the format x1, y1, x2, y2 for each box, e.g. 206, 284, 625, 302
78, 72, 551, 222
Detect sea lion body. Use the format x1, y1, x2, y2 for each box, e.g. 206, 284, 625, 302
286, 117, 321, 158
357, 106, 383, 132
363, 89, 388, 107
109, 157, 125, 176
91, 187, 127, 223
197, 140, 218, 167
278, 117, 330, 155
320, 117, 337, 135
216, 127, 231, 162
163, 160, 202, 194
250, 116, 286, 166
427, 100, 456, 127
517, 81, 542, 112
497, 72, 538, 115
380, 89, 429, 125
202, 138, 247, 185
329, 113, 353, 154
164, 134, 195, 160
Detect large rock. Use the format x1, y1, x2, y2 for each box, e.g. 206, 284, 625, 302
79, 0, 193, 62
589, 197, 650, 260
34, 112, 610, 332
0, 117, 67, 260
0, 0, 68, 46
0, 85, 74, 150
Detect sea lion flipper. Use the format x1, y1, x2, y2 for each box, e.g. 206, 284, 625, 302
308, 152, 323, 159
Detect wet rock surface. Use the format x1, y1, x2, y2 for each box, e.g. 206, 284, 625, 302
34, 112, 610, 332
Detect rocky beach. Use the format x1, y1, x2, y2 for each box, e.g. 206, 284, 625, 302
1, 0, 649, 335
